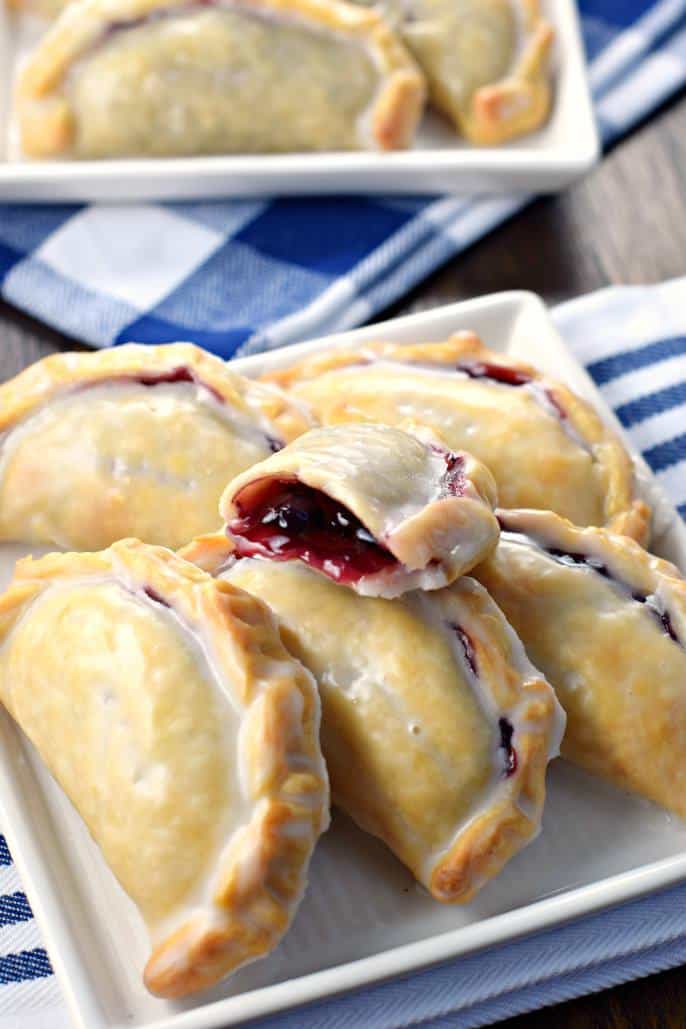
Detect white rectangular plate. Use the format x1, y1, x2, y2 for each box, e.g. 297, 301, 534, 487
0, 0, 599, 201
2, 290, 685, 1029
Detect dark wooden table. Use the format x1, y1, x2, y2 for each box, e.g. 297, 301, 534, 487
2, 89, 686, 1028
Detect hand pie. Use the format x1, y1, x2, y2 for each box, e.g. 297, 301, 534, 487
220, 424, 499, 597
16, 0, 425, 159
266, 333, 650, 542
181, 535, 564, 902
474, 509, 686, 816
0, 343, 311, 551
397, 0, 553, 144
0, 540, 329, 997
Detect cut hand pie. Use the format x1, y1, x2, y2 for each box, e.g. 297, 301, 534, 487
265, 333, 650, 542
0, 343, 311, 551
360, 0, 553, 144
220, 424, 499, 597
181, 535, 564, 902
0, 540, 329, 997
16, 0, 426, 158
474, 509, 686, 816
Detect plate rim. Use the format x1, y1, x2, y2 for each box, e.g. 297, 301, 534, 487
0, 0, 599, 199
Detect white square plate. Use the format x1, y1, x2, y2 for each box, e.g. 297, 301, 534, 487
1, 290, 684, 1029
0, 0, 599, 201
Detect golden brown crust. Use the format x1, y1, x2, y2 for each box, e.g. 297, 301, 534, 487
0, 341, 310, 444
0, 540, 329, 998
181, 536, 563, 904
17, 0, 425, 156
425, 580, 560, 902
475, 509, 686, 814
220, 423, 499, 596
465, 12, 553, 146
261, 333, 650, 543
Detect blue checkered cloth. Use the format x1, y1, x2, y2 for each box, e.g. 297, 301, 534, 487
0, 0, 685, 354
1, 277, 686, 1027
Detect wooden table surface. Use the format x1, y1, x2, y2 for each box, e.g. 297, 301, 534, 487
1, 89, 686, 1028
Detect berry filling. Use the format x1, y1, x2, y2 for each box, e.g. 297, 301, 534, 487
227, 479, 397, 584
458, 361, 532, 387
132, 366, 225, 403
450, 623, 518, 778
451, 622, 478, 677
143, 586, 170, 608
432, 447, 467, 497
498, 717, 518, 777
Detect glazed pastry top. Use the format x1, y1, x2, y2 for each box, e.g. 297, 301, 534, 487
264, 333, 649, 541
0, 540, 329, 997
181, 534, 564, 904
221, 423, 499, 596
16, 0, 425, 157
0, 343, 311, 550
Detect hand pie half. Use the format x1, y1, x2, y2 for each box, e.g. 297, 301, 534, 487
221, 424, 499, 597
398, 0, 553, 144
0, 343, 311, 551
16, 0, 426, 159
265, 333, 650, 542
0, 540, 329, 997
182, 535, 564, 902
474, 509, 686, 816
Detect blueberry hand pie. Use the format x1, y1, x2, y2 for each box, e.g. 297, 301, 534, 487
474, 509, 686, 816
220, 424, 499, 597
266, 333, 649, 541
16, 0, 425, 158
0, 540, 329, 997
380, 0, 554, 144
181, 535, 564, 902
0, 343, 311, 551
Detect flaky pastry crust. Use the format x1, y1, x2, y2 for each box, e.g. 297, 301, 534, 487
263, 332, 650, 542
0, 343, 312, 550
17, 0, 425, 157
220, 423, 499, 596
433, 0, 554, 146
475, 509, 686, 814
0, 540, 329, 997
180, 534, 564, 903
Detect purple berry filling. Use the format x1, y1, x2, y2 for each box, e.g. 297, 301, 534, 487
451, 623, 478, 677
143, 586, 170, 608
499, 717, 517, 777
228, 478, 397, 585
458, 361, 532, 387
133, 366, 225, 403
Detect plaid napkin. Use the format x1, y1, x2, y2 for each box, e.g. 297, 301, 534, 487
0, 277, 685, 1028
0, 0, 685, 354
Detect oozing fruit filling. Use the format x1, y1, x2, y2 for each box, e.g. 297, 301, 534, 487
228, 479, 397, 584
458, 360, 532, 387
451, 622, 518, 779
498, 718, 517, 777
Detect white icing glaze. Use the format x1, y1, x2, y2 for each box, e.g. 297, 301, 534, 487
408, 579, 564, 887
2, 564, 328, 964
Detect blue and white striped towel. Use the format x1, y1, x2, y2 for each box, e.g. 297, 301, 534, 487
1, 278, 686, 1029
0, 0, 685, 354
